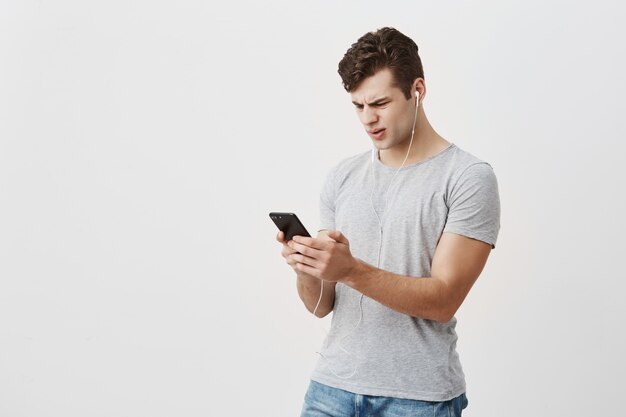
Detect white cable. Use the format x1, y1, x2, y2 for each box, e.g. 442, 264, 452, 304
314, 95, 420, 380
371, 94, 419, 263
371, 95, 419, 232
312, 280, 324, 317
315, 293, 363, 379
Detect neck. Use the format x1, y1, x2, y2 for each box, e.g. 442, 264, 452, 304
378, 106, 449, 168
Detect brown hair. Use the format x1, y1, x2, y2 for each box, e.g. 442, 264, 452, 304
338, 27, 424, 99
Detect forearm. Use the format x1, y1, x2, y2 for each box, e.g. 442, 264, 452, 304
296, 273, 336, 318
343, 259, 453, 322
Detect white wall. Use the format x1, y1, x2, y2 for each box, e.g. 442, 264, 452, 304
1, 1, 625, 416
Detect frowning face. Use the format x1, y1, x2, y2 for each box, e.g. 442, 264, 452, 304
350, 67, 420, 152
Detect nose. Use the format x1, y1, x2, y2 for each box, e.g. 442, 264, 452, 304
360, 105, 378, 126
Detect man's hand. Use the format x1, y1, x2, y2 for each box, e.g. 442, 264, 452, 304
287, 230, 357, 282
276, 230, 335, 277
276, 229, 339, 317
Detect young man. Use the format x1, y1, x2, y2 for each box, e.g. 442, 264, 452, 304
276, 27, 500, 417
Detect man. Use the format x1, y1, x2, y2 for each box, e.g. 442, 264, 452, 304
276, 27, 500, 417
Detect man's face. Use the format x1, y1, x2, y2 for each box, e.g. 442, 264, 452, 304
350, 68, 417, 151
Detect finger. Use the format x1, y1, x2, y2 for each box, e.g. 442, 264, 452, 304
286, 258, 304, 270
276, 230, 285, 243
291, 235, 329, 251
281, 247, 296, 258
294, 261, 319, 278
285, 254, 303, 269
316, 229, 337, 242
327, 230, 349, 245
282, 242, 298, 255
288, 239, 323, 259
288, 252, 319, 269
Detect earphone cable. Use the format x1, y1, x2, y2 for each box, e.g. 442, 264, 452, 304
313, 94, 420, 379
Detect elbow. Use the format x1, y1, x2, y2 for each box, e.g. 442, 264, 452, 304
433, 303, 458, 323
435, 312, 455, 323
432, 279, 460, 323
312, 305, 332, 318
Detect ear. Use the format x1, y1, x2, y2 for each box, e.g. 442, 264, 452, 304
413, 78, 426, 104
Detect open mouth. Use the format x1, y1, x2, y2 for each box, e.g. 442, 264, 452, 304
369, 128, 386, 140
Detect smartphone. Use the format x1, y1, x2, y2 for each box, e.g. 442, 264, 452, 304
269, 212, 311, 241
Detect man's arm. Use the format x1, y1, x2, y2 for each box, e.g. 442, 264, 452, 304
277, 230, 336, 318
288, 231, 492, 322
296, 273, 336, 318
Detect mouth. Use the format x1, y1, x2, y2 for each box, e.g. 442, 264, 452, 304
368, 128, 386, 141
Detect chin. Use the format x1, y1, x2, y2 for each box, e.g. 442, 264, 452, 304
375, 142, 394, 151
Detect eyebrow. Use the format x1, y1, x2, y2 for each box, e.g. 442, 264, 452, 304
352, 96, 390, 106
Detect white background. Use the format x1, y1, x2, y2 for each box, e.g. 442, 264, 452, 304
1, 1, 625, 416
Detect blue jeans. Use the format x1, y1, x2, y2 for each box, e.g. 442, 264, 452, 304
300, 380, 469, 417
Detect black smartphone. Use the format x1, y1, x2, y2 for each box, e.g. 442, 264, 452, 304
269, 212, 311, 241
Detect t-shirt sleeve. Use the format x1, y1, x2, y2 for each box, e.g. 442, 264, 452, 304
318, 166, 337, 232
443, 162, 501, 248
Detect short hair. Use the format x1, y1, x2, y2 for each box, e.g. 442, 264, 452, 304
338, 27, 424, 99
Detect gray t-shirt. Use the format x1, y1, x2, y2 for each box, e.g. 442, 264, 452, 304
310, 143, 500, 401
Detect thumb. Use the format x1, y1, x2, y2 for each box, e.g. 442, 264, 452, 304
327, 230, 349, 245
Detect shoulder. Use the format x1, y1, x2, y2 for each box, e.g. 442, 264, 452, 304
324, 150, 371, 185
333, 150, 370, 173
444, 144, 497, 186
